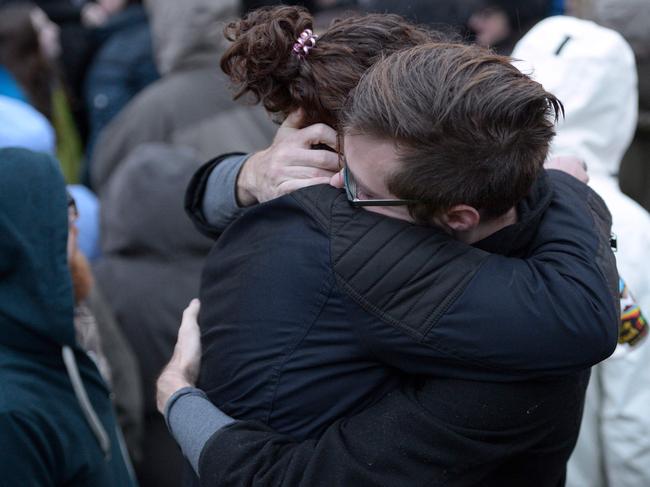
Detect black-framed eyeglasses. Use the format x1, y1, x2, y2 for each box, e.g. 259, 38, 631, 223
67, 191, 78, 224
336, 132, 418, 207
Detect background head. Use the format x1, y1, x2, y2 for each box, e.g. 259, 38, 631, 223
220, 5, 440, 129
97, 0, 139, 16
144, 0, 240, 75
342, 42, 562, 229
0, 2, 57, 118
0, 148, 75, 347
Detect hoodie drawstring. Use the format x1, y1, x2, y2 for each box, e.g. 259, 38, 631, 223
62, 346, 111, 459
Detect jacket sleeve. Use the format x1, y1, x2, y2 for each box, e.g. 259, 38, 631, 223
197, 388, 426, 487
184, 153, 247, 239
0, 412, 56, 487
197, 373, 587, 487
358, 170, 620, 379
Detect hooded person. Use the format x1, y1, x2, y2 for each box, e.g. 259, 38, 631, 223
0, 147, 136, 487
582, 0, 650, 213
513, 16, 650, 487
92, 142, 221, 487
0, 90, 141, 461
88, 0, 276, 192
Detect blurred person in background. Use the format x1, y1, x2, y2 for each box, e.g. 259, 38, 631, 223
89, 0, 275, 192
0, 10, 101, 262
68, 191, 145, 466
513, 15, 650, 487
82, 0, 158, 172
242, 0, 318, 14
573, 0, 650, 214
0, 94, 56, 154
358, 0, 555, 51
0, 98, 141, 463
88, 1, 275, 485
27, 0, 97, 128
360, 0, 481, 38
0, 1, 83, 182
0, 147, 136, 487
26, 0, 144, 138
66, 183, 102, 260
468, 0, 554, 52
93, 144, 217, 487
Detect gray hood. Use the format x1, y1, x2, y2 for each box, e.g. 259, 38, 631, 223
144, 0, 240, 75
100, 143, 213, 258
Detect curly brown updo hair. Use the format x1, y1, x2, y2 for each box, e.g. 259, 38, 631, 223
220, 6, 440, 128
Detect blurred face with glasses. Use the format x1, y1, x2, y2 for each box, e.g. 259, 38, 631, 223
331, 132, 417, 223
66, 192, 79, 264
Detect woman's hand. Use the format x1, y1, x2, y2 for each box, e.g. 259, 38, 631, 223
236, 109, 339, 206
544, 155, 589, 184
156, 299, 202, 414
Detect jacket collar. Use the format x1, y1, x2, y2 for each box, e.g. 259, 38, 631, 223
474, 172, 553, 257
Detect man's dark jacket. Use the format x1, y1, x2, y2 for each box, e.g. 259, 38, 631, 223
186, 157, 619, 486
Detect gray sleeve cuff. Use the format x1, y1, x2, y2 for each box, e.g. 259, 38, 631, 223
201, 154, 250, 231
164, 387, 235, 476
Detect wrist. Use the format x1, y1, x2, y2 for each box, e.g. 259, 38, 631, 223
157, 369, 193, 413
236, 151, 264, 207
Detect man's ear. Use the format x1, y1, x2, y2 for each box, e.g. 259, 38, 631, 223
439, 205, 481, 232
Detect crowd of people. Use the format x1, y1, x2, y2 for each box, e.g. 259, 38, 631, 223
1, 0, 649, 486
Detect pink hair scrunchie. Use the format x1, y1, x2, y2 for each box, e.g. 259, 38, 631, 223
292, 28, 318, 58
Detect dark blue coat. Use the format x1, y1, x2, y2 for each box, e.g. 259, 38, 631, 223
195, 162, 618, 449
84, 5, 158, 161
0, 149, 135, 486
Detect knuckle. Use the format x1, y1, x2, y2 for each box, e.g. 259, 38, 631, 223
311, 124, 329, 140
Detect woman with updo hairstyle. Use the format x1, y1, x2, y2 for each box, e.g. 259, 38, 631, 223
193, 6, 448, 445
220, 6, 439, 129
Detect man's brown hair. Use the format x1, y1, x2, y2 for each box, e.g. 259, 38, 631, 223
344, 43, 563, 222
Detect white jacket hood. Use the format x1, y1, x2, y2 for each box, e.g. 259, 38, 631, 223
512, 16, 638, 180
516, 20, 650, 487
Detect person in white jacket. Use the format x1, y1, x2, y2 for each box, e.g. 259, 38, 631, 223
513, 16, 650, 487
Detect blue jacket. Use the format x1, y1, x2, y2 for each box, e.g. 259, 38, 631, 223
0, 148, 136, 486
196, 164, 619, 441
84, 5, 158, 161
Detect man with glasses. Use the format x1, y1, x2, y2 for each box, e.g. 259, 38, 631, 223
164, 43, 618, 486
